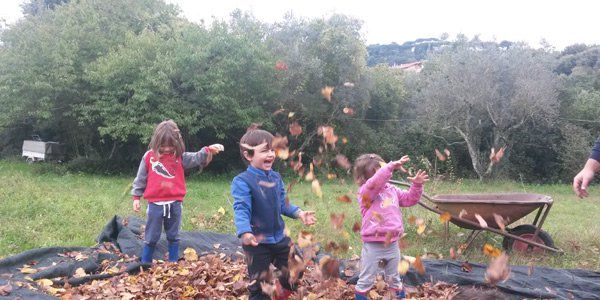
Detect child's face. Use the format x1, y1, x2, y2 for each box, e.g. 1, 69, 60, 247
244, 143, 275, 171
159, 145, 175, 155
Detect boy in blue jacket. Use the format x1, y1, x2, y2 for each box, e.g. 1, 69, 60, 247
232, 129, 316, 300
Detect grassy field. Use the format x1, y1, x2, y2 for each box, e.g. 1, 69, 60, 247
0, 160, 598, 271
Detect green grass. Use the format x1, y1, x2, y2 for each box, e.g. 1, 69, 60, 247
1, 161, 598, 271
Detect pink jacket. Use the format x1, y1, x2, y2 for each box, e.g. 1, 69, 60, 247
357, 162, 423, 243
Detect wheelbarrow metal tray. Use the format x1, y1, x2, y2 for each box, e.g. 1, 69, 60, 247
431, 193, 552, 230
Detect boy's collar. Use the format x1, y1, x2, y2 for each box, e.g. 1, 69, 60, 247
247, 165, 272, 176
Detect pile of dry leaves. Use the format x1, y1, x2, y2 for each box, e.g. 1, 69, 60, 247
11, 246, 457, 300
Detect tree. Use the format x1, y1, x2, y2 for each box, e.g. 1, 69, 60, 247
417, 41, 559, 180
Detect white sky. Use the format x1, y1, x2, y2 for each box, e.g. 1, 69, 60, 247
2, 0, 599, 50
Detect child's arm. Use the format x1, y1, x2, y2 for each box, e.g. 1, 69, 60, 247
360, 162, 395, 203
131, 153, 148, 211
231, 177, 254, 238
395, 170, 428, 207
182, 147, 212, 170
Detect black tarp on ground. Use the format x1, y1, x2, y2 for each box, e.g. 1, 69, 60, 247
1, 215, 599, 299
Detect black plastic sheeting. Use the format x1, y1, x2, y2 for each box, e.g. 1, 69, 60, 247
1, 215, 599, 299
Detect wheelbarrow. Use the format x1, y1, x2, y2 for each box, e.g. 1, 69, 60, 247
390, 180, 561, 253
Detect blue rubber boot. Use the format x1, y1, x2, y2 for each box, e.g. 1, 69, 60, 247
355, 292, 368, 300
168, 242, 180, 262
141, 244, 155, 264
396, 289, 406, 299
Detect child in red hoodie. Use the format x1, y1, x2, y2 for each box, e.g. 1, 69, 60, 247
131, 119, 223, 264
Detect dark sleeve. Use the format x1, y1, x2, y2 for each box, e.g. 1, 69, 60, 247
591, 136, 600, 162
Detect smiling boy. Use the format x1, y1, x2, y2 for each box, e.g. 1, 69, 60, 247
231, 129, 316, 300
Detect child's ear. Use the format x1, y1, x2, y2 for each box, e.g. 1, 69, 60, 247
242, 150, 252, 162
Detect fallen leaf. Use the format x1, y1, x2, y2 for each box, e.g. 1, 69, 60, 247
311, 179, 322, 198
485, 253, 510, 285
408, 215, 417, 225
493, 213, 506, 231
217, 207, 226, 215
275, 61, 288, 71
361, 194, 372, 209
337, 195, 352, 203
37, 278, 53, 287
444, 148, 451, 157
450, 247, 456, 259
213, 244, 221, 249
0, 284, 11, 296
289, 121, 302, 136
343, 82, 355, 87
397, 259, 410, 275
413, 256, 426, 275
298, 231, 314, 248
439, 211, 452, 223
342, 107, 355, 115
183, 248, 198, 261
434, 149, 446, 161
527, 262, 535, 276
73, 267, 86, 278
330, 213, 345, 230
335, 154, 351, 170
19, 267, 37, 274
321, 86, 334, 102
459, 209, 468, 218
352, 222, 361, 233
483, 244, 502, 258
474, 214, 488, 228
288, 112, 295, 118
461, 261, 473, 272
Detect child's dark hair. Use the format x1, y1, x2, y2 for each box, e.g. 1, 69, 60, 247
148, 119, 185, 157
239, 129, 273, 163
353, 153, 385, 185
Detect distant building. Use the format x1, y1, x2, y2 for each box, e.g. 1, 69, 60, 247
391, 61, 423, 73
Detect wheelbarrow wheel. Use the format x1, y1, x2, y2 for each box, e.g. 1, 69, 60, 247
502, 224, 555, 253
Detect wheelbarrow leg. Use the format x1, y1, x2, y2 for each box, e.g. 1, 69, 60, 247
444, 222, 449, 242
463, 230, 482, 253
528, 203, 552, 252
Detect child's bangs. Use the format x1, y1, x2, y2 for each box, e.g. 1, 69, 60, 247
242, 130, 273, 148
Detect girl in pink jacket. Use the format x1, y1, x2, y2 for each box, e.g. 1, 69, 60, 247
353, 154, 429, 300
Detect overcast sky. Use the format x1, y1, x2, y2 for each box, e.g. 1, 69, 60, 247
2, 0, 599, 50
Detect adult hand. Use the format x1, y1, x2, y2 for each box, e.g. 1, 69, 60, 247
573, 158, 600, 198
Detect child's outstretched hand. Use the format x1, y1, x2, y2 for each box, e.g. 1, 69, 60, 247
241, 233, 259, 247
133, 199, 140, 212
208, 144, 224, 154
391, 155, 410, 173
408, 169, 429, 184
299, 211, 317, 226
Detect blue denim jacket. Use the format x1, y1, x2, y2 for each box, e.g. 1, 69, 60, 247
231, 165, 300, 244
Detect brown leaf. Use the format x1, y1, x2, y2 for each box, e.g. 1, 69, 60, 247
289, 121, 303, 137
0, 284, 12, 296
321, 86, 334, 102
311, 179, 322, 198
336, 195, 352, 203
474, 214, 488, 228
335, 154, 351, 170
493, 213, 506, 231
485, 253, 510, 285
330, 213, 345, 230
352, 222, 361, 233
461, 261, 473, 272
439, 211, 452, 223
444, 148, 451, 157
434, 149, 446, 161
297, 231, 314, 248
483, 244, 502, 258
413, 256, 426, 275
361, 194, 372, 209
319, 256, 340, 279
